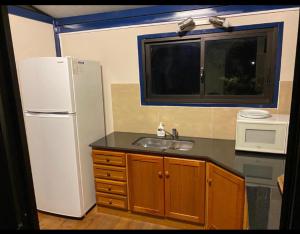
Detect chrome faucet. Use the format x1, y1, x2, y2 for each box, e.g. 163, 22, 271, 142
165, 128, 179, 139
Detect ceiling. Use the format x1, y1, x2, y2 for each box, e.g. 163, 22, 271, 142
33, 5, 153, 18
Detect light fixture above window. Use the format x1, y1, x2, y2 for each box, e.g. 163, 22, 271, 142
177, 16, 231, 33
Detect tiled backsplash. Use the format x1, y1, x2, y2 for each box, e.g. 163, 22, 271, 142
111, 82, 292, 140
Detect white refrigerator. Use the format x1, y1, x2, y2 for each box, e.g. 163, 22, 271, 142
18, 57, 105, 218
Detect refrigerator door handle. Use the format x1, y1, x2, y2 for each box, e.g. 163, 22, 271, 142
25, 112, 75, 118
26, 110, 69, 114
25, 110, 74, 114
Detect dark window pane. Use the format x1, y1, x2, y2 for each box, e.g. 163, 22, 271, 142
149, 42, 201, 95
204, 36, 267, 96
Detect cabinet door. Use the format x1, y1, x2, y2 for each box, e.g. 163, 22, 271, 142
164, 157, 205, 224
127, 154, 164, 216
206, 163, 245, 230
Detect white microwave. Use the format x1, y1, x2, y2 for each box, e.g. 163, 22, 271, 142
235, 114, 289, 154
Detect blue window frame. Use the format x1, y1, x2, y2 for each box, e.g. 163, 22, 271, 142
137, 22, 283, 108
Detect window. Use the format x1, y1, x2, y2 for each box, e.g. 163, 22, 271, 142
139, 25, 280, 106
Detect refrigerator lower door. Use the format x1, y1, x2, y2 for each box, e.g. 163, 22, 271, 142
24, 113, 83, 217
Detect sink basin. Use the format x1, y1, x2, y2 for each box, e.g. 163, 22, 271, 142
133, 137, 194, 151
171, 140, 194, 151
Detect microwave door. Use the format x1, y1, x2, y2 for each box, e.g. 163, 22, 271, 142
235, 122, 288, 154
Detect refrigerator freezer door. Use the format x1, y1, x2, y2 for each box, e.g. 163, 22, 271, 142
18, 57, 75, 113
24, 113, 83, 217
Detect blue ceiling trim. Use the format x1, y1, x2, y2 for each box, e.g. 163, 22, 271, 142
53, 21, 62, 57
53, 32, 61, 57
55, 5, 216, 26
57, 5, 299, 34
7, 6, 53, 24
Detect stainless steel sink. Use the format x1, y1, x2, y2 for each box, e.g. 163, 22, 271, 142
133, 137, 194, 151
171, 140, 194, 151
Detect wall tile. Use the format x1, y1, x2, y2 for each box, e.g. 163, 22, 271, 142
112, 81, 292, 140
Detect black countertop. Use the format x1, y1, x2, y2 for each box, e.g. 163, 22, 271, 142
90, 131, 286, 178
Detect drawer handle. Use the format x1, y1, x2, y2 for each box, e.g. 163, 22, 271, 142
107, 172, 111, 177
108, 200, 112, 205
106, 159, 110, 163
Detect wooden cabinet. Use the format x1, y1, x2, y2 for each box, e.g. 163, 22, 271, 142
96, 192, 128, 210
127, 154, 206, 224
127, 153, 165, 216
164, 157, 205, 224
95, 179, 127, 195
93, 150, 126, 167
93, 164, 126, 181
92, 149, 247, 228
92, 150, 128, 210
206, 163, 245, 230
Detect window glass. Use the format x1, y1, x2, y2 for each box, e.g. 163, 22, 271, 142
141, 26, 278, 106
204, 36, 267, 96
149, 42, 201, 95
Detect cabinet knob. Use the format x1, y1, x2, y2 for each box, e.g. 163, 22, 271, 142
108, 200, 112, 205
108, 187, 112, 191
207, 178, 212, 186
106, 159, 110, 162
165, 171, 170, 178
107, 172, 111, 177
158, 171, 163, 178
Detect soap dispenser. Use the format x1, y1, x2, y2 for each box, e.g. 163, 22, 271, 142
157, 122, 165, 137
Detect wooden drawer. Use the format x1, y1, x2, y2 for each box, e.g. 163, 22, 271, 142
95, 179, 127, 195
93, 150, 126, 167
94, 164, 127, 181
96, 192, 128, 210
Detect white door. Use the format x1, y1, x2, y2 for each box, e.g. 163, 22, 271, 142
18, 57, 75, 113
24, 113, 83, 217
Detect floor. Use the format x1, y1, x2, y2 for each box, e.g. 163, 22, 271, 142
38, 207, 176, 230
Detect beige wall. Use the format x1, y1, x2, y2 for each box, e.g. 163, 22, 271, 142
8, 14, 56, 65
60, 9, 299, 139
8, 14, 56, 109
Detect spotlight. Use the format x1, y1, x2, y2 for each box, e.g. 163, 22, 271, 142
208, 16, 230, 28
177, 17, 195, 32
177, 16, 231, 36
